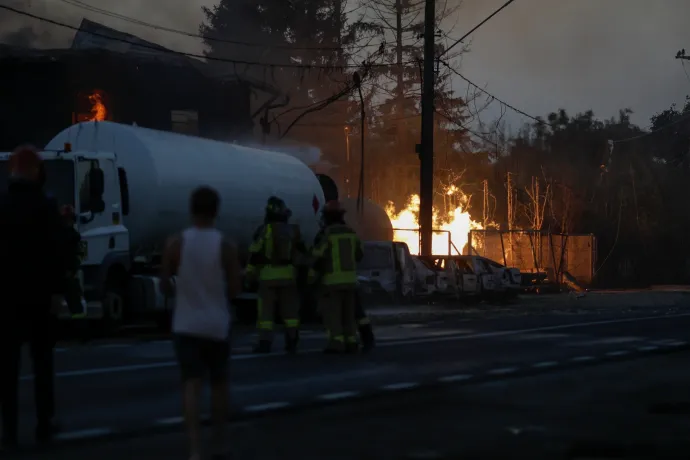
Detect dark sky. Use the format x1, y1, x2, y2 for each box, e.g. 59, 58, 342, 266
2, 0, 689, 130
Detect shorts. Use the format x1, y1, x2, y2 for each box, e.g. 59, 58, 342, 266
173, 333, 230, 383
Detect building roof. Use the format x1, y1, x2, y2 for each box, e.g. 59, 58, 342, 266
71, 18, 206, 71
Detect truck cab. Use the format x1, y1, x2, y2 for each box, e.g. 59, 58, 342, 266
0, 148, 131, 328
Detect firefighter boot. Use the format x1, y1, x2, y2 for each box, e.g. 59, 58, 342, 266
359, 324, 375, 353
253, 340, 272, 354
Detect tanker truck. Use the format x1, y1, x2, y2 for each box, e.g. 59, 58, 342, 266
0, 121, 328, 332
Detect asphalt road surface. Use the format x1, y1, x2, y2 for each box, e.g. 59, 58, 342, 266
9, 302, 690, 448
13, 345, 690, 459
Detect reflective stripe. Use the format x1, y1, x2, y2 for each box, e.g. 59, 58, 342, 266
258, 224, 297, 282
311, 224, 360, 287
284, 319, 299, 328
358, 317, 371, 325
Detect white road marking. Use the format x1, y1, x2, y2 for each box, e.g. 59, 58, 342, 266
563, 337, 645, 347
155, 416, 184, 425
382, 382, 419, 391
532, 361, 558, 368
510, 333, 572, 340
438, 374, 473, 383
571, 356, 595, 362
55, 428, 114, 440
606, 350, 629, 357
38, 312, 690, 379
660, 340, 687, 347
318, 391, 360, 401
488, 367, 518, 375
97, 344, 132, 349
244, 402, 290, 412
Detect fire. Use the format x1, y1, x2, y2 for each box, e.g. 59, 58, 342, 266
385, 190, 483, 255
87, 92, 107, 121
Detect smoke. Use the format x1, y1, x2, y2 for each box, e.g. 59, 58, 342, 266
0, 0, 217, 53
2, 0, 688, 126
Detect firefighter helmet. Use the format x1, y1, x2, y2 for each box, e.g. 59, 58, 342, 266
322, 200, 345, 214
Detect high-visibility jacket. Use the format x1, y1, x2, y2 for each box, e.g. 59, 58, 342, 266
247, 222, 305, 283
311, 224, 363, 287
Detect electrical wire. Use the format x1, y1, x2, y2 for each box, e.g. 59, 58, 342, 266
55, 0, 375, 52
441, 0, 517, 58
440, 60, 690, 145
0, 4, 404, 70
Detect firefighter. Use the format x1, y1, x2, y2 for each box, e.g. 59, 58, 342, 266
246, 196, 306, 354
311, 200, 363, 354
59, 205, 87, 318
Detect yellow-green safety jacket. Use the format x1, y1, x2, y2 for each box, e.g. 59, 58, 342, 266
311, 224, 363, 287
247, 222, 305, 285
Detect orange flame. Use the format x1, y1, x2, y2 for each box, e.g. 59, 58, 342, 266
385, 189, 484, 255
87, 92, 107, 121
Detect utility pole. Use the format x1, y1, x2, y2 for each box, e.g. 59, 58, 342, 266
418, 0, 436, 256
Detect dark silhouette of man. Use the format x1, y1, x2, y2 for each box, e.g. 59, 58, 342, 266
0, 145, 65, 450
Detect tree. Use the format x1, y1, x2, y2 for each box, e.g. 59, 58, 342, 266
200, 0, 372, 159
355, 0, 471, 209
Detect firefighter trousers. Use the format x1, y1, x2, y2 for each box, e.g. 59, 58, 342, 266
257, 285, 300, 342
319, 287, 357, 351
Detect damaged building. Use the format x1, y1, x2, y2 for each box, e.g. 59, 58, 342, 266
0, 18, 284, 150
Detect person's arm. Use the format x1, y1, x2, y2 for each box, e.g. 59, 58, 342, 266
221, 237, 242, 299
160, 234, 181, 297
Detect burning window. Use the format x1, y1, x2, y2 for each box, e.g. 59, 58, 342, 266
74, 89, 110, 123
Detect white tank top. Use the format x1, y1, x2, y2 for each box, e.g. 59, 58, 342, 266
172, 227, 231, 341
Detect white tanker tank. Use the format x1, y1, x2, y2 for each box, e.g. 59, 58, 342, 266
41, 121, 325, 329
45, 121, 326, 256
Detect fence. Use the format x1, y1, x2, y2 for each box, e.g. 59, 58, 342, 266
468, 230, 597, 286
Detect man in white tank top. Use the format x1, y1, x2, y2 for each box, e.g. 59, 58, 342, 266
160, 186, 241, 460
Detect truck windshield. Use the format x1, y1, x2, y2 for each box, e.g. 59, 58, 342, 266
359, 245, 394, 270
0, 159, 75, 207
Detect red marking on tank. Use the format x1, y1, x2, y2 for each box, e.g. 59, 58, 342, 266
312, 195, 320, 214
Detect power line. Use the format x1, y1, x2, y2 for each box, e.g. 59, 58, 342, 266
440, 60, 690, 145
435, 110, 500, 150
441, 0, 517, 58
0, 4, 393, 70
55, 0, 374, 52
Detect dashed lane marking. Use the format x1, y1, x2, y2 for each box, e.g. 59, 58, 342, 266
55, 428, 114, 440
532, 361, 558, 368
45, 341, 690, 447
606, 350, 630, 357
438, 374, 473, 383
382, 382, 420, 391
318, 391, 360, 401
243, 402, 291, 413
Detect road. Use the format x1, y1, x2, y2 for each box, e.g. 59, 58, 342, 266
13, 344, 690, 459
11, 302, 690, 447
